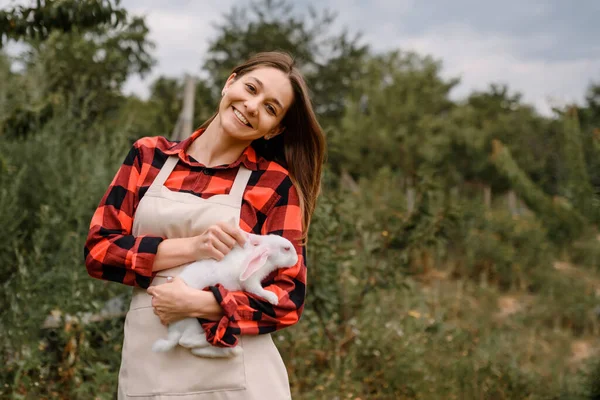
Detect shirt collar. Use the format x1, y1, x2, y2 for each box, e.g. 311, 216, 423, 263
163, 128, 261, 171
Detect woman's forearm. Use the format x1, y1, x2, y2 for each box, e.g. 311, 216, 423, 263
187, 289, 225, 321
152, 237, 197, 272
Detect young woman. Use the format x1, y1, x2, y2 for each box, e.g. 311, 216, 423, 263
84, 51, 325, 399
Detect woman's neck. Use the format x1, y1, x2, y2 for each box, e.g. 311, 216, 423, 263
187, 117, 249, 167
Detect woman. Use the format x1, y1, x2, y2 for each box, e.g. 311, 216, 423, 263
84, 51, 325, 399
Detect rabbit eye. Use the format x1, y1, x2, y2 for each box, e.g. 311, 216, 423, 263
283, 246, 291, 251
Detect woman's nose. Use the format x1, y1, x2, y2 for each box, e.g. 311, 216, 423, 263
244, 99, 259, 116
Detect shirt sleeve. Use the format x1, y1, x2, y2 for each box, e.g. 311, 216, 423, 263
201, 176, 307, 347
84, 140, 164, 289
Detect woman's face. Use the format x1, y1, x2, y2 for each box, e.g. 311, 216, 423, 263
218, 67, 294, 142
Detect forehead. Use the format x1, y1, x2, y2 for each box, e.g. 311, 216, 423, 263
243, 67, 294, 111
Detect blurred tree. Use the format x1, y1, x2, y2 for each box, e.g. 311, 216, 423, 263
0, 1, 154, 138
490, 139, 586, 243
328, 50, 458, 180
555, 106, 598, 222
448, 84, 555, 193
203, 0, 368, 128
578, 82, 600, 193
0, 0, 127, 48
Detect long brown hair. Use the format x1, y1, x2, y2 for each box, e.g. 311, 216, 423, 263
200, 51, 326, 241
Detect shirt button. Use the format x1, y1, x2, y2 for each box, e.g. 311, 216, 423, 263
202, 168, 213, 175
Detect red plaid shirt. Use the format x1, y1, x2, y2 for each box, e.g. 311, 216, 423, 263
84, 129, 306, 347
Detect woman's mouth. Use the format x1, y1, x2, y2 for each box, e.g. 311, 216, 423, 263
233, 107, 252, 128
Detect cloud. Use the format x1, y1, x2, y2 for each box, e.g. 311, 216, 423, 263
2, 0, 598, 115
370, 0, 600, 62
318, 0, 600, 115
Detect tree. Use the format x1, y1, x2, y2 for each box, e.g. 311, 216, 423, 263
555, 106, 598, 222
0, 0, 154, 138
328, 50, 458, 180
203, 0, 368, 128
0, 0, 127, 47
578, 82, 600, 192
450, 84, 554, 193
490, 139, 586, 242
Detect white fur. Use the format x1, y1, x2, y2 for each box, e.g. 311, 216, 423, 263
151, 233, 298, 358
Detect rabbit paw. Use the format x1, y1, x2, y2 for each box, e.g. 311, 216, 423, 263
263, 292, 279, 305
191, 345, 242, 358
179, 334, 209, 349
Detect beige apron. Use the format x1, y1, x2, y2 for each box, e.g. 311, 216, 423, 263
117, 155, 292, 400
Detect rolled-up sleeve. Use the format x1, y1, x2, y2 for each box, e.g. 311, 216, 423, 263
202, 176, 306, 347
84, 141, 164, 289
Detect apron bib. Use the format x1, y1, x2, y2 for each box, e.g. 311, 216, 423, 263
117, 156, 291, 400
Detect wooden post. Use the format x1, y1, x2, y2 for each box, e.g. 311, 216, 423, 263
171, 74, 196, 141
340, 168, 360, 193
507, 190, 518, 215
406, 176, 415, 213
484, 185, 491, 209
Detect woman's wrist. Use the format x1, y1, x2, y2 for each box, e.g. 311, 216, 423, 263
186, 289, 225, 321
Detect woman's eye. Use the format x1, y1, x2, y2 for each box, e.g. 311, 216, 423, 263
266, 104, 276, 115
246, 84, 256, 93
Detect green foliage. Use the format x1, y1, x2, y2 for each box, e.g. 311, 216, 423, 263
490, 139, 587, 243
1, 3, 154, 139
0, 0, 128, 48
449, 202, 554, 291
329, 51, 458, 178
557, 107, 599, 222
0, 110, 132, 398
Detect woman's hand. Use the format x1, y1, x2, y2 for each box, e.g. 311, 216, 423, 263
147, 277, 196, 325
190, 220, 247, 261
147, 277, 224, 325
152, 221, 247, 273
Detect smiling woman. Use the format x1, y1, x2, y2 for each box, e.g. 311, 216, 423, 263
84, 51, 326, 400
192, 66, 294, 156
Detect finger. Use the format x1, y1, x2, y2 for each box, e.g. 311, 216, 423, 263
231, 227, 247, 247
173, 276, 186, 285
211, 248, 226, 261
220, 222, 246, 247
206, 233, 231, 258
212, 227, 237, 250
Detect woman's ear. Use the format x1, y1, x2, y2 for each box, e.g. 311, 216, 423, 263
222, 73, 237, 95
266, 125, 285, 140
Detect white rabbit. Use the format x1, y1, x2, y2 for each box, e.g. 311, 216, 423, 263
151, 233, 298, 358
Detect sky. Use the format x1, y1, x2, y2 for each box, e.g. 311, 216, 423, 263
2, 0, 599, 116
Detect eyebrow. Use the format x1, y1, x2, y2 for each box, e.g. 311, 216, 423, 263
249, 76, 284, 111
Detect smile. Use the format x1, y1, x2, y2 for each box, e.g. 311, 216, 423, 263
233, 107, 252, 128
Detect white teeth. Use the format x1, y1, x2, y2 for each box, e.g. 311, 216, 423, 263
233, 108, 250, 126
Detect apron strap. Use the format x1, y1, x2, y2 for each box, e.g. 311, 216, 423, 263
229, 166, 252, 200
150, 156, 179, 190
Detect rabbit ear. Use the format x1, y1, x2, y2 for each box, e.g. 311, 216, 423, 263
240, 247, 270, 281
247, 234, 262, 247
